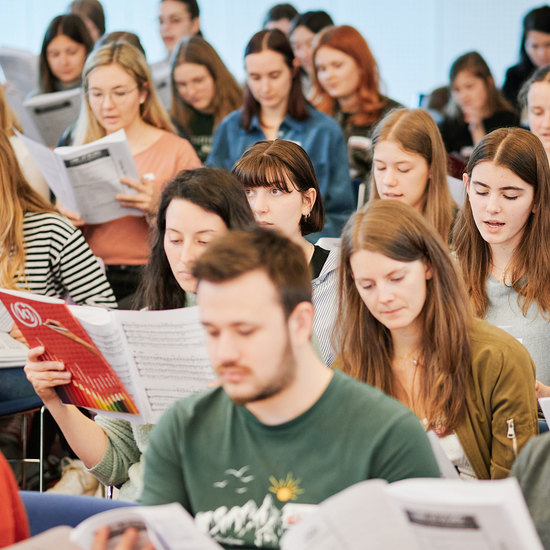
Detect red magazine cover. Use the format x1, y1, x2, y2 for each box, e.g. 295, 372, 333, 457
0, 289, 138, 414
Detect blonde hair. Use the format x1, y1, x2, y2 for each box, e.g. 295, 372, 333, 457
73, 41, 175, 144
0, 85, 22, 135
0, 130, 55, 289
370, 108, 456, 242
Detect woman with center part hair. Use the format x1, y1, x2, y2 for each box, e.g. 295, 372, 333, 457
439, 52, 518, 159
336, 200, 538, 479
170, 36, 243, 163
36, 14, 94, 95
233, 139, 338, 365
453, 128, 550, 399
24, 168, 255, 502
207, 29, 354, 240
519, 64, 550, 163
312, 25, 401, 194
370, 108, 456, 243
68, 41, 201, 304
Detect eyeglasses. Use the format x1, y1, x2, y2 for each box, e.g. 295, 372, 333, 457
88, 87, 139, 105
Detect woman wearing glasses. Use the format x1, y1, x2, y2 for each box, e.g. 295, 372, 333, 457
69, 41, 201, 303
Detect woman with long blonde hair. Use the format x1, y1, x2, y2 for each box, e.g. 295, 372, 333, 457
454, 127, 550, 399
370, 108, 456, 242
70, 40, 201, 304
337, 199, 537, 479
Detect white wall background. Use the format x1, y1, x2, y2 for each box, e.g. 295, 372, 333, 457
0, 0, 544, 106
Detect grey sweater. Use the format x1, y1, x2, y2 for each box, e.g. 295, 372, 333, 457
485, 276, 550, 385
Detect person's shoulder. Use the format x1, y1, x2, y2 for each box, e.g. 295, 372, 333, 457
470, 318, 533, 370
218, 108, 243, 129
380, 96, 403, 113
305, 104, 341, 130
23, 211, 77, 235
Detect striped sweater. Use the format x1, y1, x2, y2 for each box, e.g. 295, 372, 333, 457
16, 212, 116, 308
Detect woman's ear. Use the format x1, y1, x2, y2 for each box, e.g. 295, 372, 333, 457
139, 85, 148, 105
424, 260, 433, 280
302, 187, 317, 216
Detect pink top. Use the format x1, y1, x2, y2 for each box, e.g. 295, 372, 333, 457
83, 132, 201, 265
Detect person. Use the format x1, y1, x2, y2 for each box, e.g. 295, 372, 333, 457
312, 25, 401, 194
159, 0, 200, 54
370, 108, 456, 243
503, 5, 550, 109
36, 14, 94, 94
336, 200, 538, 479
69, 41, 201, 303
288, 10, 333, 97
232, 139, 338, 365
0, 85, 49, 201
263, 3, 298, 35
510, 432, 550, 549
24, 168, 255, 502
439, 52, 518, 159
207, 29, 354, 240
68, 0, 106, 43
0, 127, 116, 415
519, 64, 550, 162
453, 127, 550, 399
0, 451, 29, 547
141, 227, 441, 548
170, 36, 243, 162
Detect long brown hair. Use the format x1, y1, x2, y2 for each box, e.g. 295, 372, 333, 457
73, 41, 175, 144
337, 200, 471, 434
453, 127, 550, 317
446, 51, 514, 120
311, 25, 384, 126
171, 36, 242, 129
0, 130, 55, 290
241, 29, 308, 130
370, 108, 456, 242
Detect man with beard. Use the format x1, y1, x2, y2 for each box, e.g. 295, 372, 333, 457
141, 227, 440, 549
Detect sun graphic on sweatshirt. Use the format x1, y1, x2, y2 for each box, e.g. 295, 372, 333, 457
268, 473, 304, 502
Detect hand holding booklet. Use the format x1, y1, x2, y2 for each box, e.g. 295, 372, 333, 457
16, 129, 142, 224
0, 289, 215, 423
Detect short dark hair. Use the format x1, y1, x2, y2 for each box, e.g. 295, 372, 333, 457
289, 10, 333, 36
160, 0, 200, 20
232, 140, 325, 235
242, 29, 308, 129
68, 0, 106, 37
39, 14, 94, 93
263, 3, 298, 26
194, 227, 312, 318
136, 168, 255, 310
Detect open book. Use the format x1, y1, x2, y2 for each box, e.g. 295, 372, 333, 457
23, 88, 81, 147
540, 397, 550, 426
280, 477, 543, 550
0, 289, 214, 423
17, 129, 142, 224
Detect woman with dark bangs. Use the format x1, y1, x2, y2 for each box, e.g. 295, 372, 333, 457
337, 199, 538, 479
207, 29, 354, 240
233, 139, 339, 365
312, 25, 401, 194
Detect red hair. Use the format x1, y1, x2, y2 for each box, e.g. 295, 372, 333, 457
311, 25, 384, 126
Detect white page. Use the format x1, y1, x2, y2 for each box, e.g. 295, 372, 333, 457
0, 301, 14, 332
54, 129, 142, 224
70, 503, 223, 550
0, 46, 38, 96
0, 331, 28, 367
388, 477, 543, 550
426, 431, 460, 479
69, 305, 145, 421
115, 307, 215, 424
23, 88, 81, 147
3, 85, 43, 142
16, 130, 78, 211
539, 397, 550, 425
281, 480, 419, 550
150, 59, 172, 110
